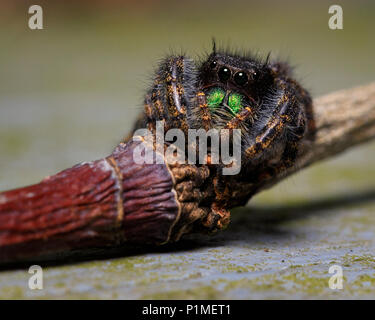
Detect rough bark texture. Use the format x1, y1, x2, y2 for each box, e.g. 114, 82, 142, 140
0, 140, 180, 262
0, 82, 374, 263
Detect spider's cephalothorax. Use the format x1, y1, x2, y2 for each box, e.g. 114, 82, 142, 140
130, 46, 315, 210
196, 50, 315, 170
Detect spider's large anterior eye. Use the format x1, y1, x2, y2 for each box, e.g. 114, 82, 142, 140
218, 67, 231, 82
234, 71, 248, 86
206, 88, 225, 109
228, 93, 243, 114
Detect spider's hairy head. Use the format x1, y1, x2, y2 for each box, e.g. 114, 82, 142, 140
197, 49, 274, 128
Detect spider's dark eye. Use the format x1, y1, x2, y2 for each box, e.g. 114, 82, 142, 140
210, 61, 217, 69
218, 67, 231, 82
234, 71, 248, 86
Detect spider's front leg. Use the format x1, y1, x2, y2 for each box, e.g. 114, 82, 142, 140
135, 55, 216, 137
142, 55, 198, 134
243, 79, 309, 181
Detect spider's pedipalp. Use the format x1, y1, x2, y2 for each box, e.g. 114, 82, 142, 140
224, 106, 253, 131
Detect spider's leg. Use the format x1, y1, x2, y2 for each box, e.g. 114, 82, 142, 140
275, 78, 313, 170
162, 56, 198, 133
163, 57, 189, 132
295, 81, 315, 139
254, 105, 307, 184
280, 107, 306, 167
144, 77, 167, 133
143, 56, 198, 134
244, 89, 298, 161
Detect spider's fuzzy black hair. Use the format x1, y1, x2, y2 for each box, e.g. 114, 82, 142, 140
202, 38, 273, 69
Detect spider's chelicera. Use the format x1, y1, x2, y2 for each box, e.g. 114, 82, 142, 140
129, 43, 315, 207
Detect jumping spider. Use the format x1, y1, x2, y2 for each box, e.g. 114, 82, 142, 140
129, 44, 315, 232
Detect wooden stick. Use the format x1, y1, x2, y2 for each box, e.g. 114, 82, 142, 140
0, 140, 181, 262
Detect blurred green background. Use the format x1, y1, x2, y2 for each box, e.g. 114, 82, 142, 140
0, 0, 374, 190
0, 0, 375, 299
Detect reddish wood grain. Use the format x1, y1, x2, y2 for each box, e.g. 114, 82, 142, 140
0, 140, 180, 263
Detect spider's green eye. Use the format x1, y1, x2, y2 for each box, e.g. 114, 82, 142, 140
228, 93, 243, 114
207, 88, 225, 109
